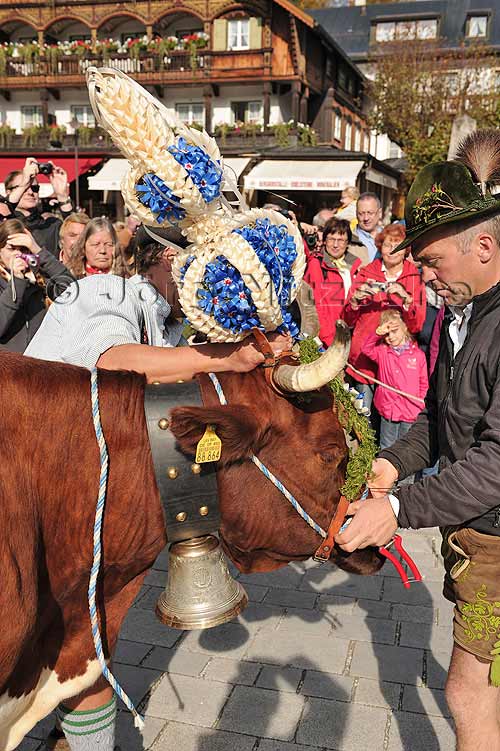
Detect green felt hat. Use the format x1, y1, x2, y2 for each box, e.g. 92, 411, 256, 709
393, 130, 500, 252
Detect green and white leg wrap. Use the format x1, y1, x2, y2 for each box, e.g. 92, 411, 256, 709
56, 696, 117, 750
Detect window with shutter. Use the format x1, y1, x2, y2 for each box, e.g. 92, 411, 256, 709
249, 17, 262, 49
213, 18, 228, 51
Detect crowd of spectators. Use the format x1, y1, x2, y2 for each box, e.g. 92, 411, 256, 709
0, 158, 442, 459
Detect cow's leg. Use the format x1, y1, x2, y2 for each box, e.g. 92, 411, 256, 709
52, 678, 117, 751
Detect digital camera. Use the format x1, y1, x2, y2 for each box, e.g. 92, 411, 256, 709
370, 281, 388, 292
20, 253, 40, 271
304, 233, 318, 251
37, 162, 53, 176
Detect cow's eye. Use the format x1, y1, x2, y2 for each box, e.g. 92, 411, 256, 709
318, 451, 336, 464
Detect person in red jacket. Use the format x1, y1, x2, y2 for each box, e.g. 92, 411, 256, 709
304, 217, 362, 347
362, 309, 429, 452
342, 223, 426, 416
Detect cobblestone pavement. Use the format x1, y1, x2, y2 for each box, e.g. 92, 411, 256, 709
22, 528, 455, 751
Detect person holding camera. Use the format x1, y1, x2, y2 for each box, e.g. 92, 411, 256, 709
4, 157, 73, 257
342, 223, 426, 417
305, 218, 362, 347
0, 218, 74, 352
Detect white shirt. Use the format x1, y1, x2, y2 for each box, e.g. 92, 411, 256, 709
448, 303, 473, 359
24, 273, 184, 369
381, 261, 402, 283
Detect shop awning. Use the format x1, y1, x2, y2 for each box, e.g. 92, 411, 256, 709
0, 155, 102, 198
222, 157, 251, 184
88, 159, 129, 191
244, 159, 365, 191
88, 157, 252, 191
364, 167, 398, 191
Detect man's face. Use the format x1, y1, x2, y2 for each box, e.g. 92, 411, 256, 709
413, 234, 475, 306
357, 198, 381, 234
60, 222, 86, 265
8, 180, 39, 212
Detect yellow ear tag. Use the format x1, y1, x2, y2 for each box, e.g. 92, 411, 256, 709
195, 425, 222, 464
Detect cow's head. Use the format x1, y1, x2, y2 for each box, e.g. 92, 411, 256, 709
169, 329, 384, 578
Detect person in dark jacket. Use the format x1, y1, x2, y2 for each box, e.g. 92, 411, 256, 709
4, 157, 74, 256
0, 217, 74, 352
335, 129, 500, 751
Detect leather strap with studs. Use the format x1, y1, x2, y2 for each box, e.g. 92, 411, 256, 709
144, 379, 220, 543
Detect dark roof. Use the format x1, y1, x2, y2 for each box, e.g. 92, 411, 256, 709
311, 1, 500, 61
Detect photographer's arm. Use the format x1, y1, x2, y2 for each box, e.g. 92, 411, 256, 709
7, 158, 39, 210
38, 247, 75, 296
97, 339, 267, 383
0, 276, 29, 336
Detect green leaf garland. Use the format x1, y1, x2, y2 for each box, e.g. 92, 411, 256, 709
299, 338, 378, 501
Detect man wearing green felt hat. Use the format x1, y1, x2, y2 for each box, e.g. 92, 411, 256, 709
336, 129, 500, 750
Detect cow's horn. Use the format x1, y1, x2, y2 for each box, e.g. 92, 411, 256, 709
273, 321, 351, 393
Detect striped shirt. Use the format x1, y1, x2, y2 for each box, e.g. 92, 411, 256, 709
24, 273, 184, 369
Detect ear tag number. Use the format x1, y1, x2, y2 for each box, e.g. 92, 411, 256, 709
195, 425, 222, 463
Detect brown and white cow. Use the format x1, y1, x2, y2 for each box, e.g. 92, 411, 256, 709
0, 348, 383, 750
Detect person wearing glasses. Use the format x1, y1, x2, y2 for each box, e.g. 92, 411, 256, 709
304, 217, 362, 347
354, 192, 384, 262
3, 157, 73, 257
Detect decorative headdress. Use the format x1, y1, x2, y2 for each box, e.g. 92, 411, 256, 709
394, 129, 500, 252
87, 68, 305, 342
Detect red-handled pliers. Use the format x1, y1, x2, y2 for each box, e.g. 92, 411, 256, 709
379, 535, 422, 589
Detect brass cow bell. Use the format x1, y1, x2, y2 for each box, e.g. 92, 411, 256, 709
156, 535, 248, 630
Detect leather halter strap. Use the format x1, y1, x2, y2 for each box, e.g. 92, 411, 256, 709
252, 328, 349, 563
251, 328, 298, 397
314, 495, 350, 563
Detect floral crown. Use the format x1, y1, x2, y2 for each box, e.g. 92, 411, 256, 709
87, 68, 305, 342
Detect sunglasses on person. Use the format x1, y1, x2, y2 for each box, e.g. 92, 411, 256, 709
7, 182, 40, 193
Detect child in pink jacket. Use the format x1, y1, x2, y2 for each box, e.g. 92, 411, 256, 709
362, 309, 429, 451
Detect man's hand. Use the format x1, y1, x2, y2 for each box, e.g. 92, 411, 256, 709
368, 458, 399, 497
335, 496, 398, 551
22, 158, 39, 188
49, 164, 70, 203
229, 332, 291, 373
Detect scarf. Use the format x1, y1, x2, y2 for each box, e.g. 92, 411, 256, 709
324, 251, 347, 270
392, 341, 411, 356
85, 262, 110, 276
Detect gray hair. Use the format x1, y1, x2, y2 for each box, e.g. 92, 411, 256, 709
455, 213, 500, 254
357, 192, 381, 209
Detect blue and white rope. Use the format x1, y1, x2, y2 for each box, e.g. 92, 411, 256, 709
89, 368, 145, 730
208, 372, 327, 539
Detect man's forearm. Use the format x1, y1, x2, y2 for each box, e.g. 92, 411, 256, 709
97, 343, 239, 382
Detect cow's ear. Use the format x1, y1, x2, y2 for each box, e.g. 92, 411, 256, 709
169, 405, 272, 464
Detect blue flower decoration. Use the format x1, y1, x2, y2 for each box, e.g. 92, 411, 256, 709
196, 256, 261, 335
136, 173, 186, 224
233, 218, 299, 338
168, 137, 222, 204
179, 254, 195, 283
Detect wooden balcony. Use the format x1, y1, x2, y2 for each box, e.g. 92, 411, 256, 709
0, 48, 274, 90
0, 127, 305, 153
